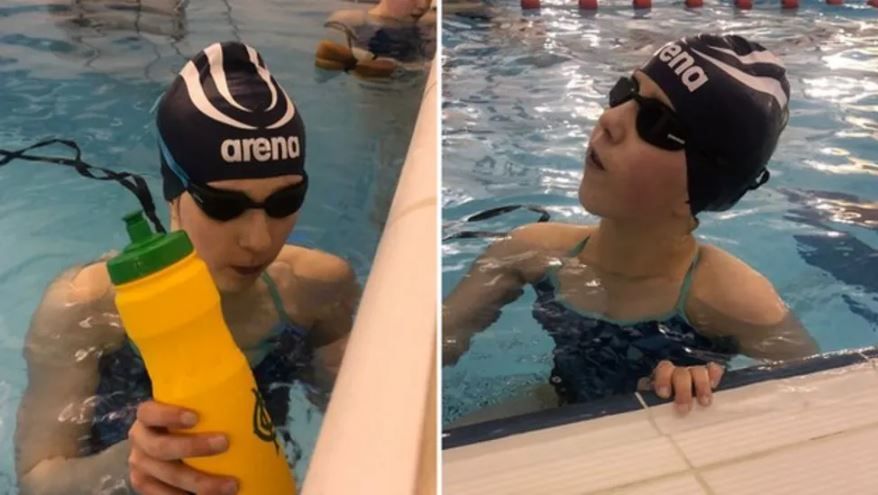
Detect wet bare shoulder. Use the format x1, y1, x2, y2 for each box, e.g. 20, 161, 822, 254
269, 245, 356, 293
493, 222, 594, 283
507, 222, 593, 251
25, 261, 125, 366
266, 246, 360, 329
686, 245, 819, 359
686, 244, 789, 334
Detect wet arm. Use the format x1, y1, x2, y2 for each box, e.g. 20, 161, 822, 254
442, 233, 537, 367
15, 268, 130, 494
715, 306, 819, 361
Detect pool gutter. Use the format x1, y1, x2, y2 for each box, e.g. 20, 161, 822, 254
443, 346, 878, 449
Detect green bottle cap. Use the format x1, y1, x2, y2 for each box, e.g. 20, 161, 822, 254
106, 211, 194, 285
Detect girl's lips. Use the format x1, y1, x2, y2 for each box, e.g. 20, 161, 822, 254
231, 264, 266, 276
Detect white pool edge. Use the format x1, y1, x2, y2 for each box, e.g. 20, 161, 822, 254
302, 59, 438, 495
443, 356, 878, 494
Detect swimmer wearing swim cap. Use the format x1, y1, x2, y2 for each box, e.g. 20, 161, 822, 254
15, 42, 359, 495
315, 0, 435, 79
443, 34, 818, 424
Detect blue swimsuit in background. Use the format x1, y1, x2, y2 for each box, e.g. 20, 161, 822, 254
326, 9, 435, 64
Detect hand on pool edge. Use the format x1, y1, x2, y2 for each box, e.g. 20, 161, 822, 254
652, 361, 724, 415
128, 400, 239, 495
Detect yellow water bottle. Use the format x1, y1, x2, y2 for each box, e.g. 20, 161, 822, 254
107, 211, 296, 494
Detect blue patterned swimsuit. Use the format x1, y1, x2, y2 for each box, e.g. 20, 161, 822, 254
532, 237, 738, 404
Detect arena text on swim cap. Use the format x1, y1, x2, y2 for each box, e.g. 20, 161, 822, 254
220, 136, 301, 163
658, 43, 709, 93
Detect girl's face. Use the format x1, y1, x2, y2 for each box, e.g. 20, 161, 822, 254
579, 71, 691, 223
172, 175, 302, 293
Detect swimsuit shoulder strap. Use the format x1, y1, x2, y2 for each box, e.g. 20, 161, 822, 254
261, 271, 292, 326
674, 246, 702, 322
542, 236, 590, 286
567, 235, 590, 257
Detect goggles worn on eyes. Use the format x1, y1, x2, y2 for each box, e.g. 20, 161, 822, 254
609, 76, 687, 152
159, 138, 308, 222
187, 178, 307, 221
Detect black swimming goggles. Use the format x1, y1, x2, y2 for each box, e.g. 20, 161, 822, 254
609, 76, 687, 152
160, 139, 308, 222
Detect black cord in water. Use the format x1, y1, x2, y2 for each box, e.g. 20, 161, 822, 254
0, 139, 166, 234
443, 204, 550, 241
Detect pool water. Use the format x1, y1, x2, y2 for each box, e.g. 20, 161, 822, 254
442, 0, 878, 426
0, 0, 429, 489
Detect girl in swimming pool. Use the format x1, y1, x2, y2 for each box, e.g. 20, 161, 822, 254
443, 34, 819, 421
15, 42, 360, 495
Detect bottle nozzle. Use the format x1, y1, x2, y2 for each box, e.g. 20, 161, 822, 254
124, 211, 154, 244
108, 211, 191, 285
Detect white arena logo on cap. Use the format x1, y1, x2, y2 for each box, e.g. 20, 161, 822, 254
657, 43, 710, 93
221, 136, 301, 163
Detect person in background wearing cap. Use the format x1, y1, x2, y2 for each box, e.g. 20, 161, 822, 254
443, 34, 819, 422
15, 42, 359, 495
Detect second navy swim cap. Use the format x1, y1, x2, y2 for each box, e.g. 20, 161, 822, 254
157, 41, 306, 201
639, 34, 790, 214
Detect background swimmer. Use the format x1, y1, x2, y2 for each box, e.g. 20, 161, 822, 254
315, 0, 435, 79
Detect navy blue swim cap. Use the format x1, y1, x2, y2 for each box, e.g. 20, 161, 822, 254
157, 41, 306, 201
639, 34, 790, 214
